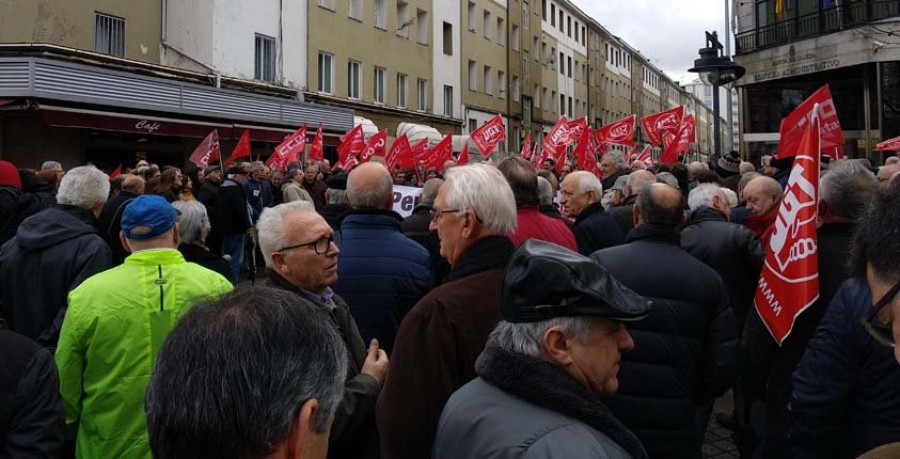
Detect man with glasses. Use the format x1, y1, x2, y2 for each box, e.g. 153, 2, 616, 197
790, 177, 900, 458
256, 201, 388, 459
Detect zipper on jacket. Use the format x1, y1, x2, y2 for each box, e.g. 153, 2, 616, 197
156, 265, 166, 312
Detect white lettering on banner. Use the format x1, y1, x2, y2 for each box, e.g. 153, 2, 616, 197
757, 276, 783, 316
392, 185, 424, 218
136, 120, 161, 134
771, 163, 817, 271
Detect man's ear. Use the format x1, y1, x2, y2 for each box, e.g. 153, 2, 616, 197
632, 203, 641, 227
271, 252, 289, 276
119, 231, 132, 253
281, 398, 320, 459
541, 326, 574, 367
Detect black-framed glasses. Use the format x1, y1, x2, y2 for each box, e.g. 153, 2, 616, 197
861, 282, 900, 348
431, 208, 462, 223
277, 235, 334, 255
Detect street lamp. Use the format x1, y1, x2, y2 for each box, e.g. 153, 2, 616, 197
688, 31, 745, 159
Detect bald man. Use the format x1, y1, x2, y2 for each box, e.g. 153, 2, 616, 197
591, 183, 736, 458
742, 176, 783, 247
99, 174, 146, 264
333, 162, 433, 354
878, 164, 900, 187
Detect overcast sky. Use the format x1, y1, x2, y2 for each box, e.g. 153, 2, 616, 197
570, 0, 732, 85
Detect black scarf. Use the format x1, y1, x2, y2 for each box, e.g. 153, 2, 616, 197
476, 345, 648, 459
444, 236, 514, 283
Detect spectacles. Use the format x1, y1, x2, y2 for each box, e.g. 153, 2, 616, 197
431, 208, 462, 223
861, 281, 900, 348
277, 235, 335, 255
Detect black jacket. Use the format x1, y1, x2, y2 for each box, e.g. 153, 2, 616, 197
609, 195, 638, 235
320, 203, 352, 231
742, 222, 856, 444
98, 190, 139, 265
591, 224, 737, 458
177, 243, 232, 280
0, 205, 112, 348
215, 179, 252, 236
573, 202, 625, 256
197, 180, 222, 254
601, 168, 629, 193
402, 204, 450, 284
0, 328, 65, 458
0, 172, 56, 246
681, 207, 764, 333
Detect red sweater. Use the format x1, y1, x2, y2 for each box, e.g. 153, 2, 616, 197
509, 206, 577, 251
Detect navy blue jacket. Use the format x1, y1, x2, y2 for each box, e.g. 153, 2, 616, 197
790, 277, 900, 458
573, 202, 625, 256
334, 211, 433, 354
242, 177, 273, 222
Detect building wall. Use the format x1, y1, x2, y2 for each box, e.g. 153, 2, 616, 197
461, 0, 509, 119
433, 0, 461, 119
538, 33, 560, 127
0, 0, 161, 63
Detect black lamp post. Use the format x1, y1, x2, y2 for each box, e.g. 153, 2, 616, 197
688, 31, 745, 159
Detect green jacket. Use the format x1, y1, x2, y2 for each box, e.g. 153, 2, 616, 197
55, 249, 232, 458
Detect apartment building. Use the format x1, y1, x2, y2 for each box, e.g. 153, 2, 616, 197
506, 0, 543, 153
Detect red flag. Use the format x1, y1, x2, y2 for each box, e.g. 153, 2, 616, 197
470, 114, 507, 157
574, 125, 600, 177
520, 131, 533, 159
308, 124, 325, 162
338, 125, 366, 162
386, 135, 412, 171
333, 153, 360, 172
567, 117, 589, 143
543, 116, 571, 171
225, 129, 252, 164
425, 135, 454, 170
267, 125, 307, 171
531, 143, 543, 169
777, 85, 844, 159
637, 144, 652, 166
189, 130, 221, 168
641, 106, 684, 146
410, 139, 430, 164
626, 143, 639, 160
754, 108, 821, 345
109, 164, 122, 179
877, 135, 900, 151
684, 114, 697, 143
359, 129, 388, 163
458, 141, 470, 165
659, 119, 694, 164
595, 115, 636, 147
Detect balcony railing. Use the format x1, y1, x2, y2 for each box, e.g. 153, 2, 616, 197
736, 1, 900, 54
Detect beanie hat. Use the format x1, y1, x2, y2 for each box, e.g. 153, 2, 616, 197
0, 161, 21, 190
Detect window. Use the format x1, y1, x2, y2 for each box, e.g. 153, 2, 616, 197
550, 47, 556, 69
397, 74, 408, 108
469, 60, 477, 91
499, 70, 506, 98
483, 11, 491, 40
533, 37, 540, 60
541, 42, 547, 64
397, 1, 409, 38
484, 65, 492, 95
581, 26, 586, 46
375, 0, 387, 29
443, 22, 453, 55
317, 0, 336, 10
512, 76, 520, 102
574, 59, 578, 80
560, 94, 565, 115
523, 51, 530, 79
558, 11, 563, 32
443, 85, 453, 116
374, 67, 386, 103
349, 0, 363, 20
417, 79, 427, 111
559, 52, 564, 75
543, 88, 549, 109
95, 13, 125, 57
416, 9, 428, 44
511, 24, 519, 50
568, 96, 573, 117
498, 18, 506, 46
348, 61, 361, 99
468, 119, 478, 133
551, 3, 556, 26
254, 34, 276, 82
551, 90, 556, 113
542, 0, 547, 20
534, 85, 541, 108
468, 2, 476, 31
317, 52, 333, 93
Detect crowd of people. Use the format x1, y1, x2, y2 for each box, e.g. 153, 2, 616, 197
0, 149, 899, 459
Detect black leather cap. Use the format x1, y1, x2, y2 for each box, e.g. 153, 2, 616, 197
502, 240, 651, 323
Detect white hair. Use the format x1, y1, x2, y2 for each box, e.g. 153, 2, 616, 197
57, 166, 109, 210
601, 152, 627, 169
574, 172, 603, 195
347, 162, 393, 209
656, 172, 679, 189
688, 183, 726, 211
687, 161, 706, 178
537, 176, 553, 206
326, 188, 345, 205
721, 188, 739, 208
630, 160, 646, 171
487, 317, 594, 358
443, 163, 517, 235
626, 172, 656, 196
172, 201, 210, 245
256, 201, 316, 268
739, 161, 756, 175
41, 161, 62, 172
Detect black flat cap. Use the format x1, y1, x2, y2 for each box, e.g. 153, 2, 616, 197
226, 165, 246, 175
204, 165, 221, 175
325, 173, 348, 190
502, 240, 651, 323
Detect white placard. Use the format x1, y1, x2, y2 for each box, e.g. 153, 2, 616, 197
392, 185, 424, 218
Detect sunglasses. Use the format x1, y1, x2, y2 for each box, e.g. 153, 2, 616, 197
861, 282, 900, 348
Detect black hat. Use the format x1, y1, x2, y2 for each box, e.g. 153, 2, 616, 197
325, 173, 348, 190
716, 152, 741, 175
502, 240, 651, 323
226, 164, 246, 175
203, 165, 221, 175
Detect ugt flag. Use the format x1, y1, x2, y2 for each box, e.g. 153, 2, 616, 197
470, 114, 507, 157
189, 130, 221, 168
595, 114, 636, 147
754, 107, 821, 345
641, 106, 683, 147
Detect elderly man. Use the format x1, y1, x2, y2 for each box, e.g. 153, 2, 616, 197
173, 200, 231, 279
599, 151, 630, 192
256, 201, 387, 459
146, 286, 347, 459
631, 159, 647, 172
434, 240, 651, 459
537, 175, 567, 224
270, 170, 285, 205
877, 163, 900, 187
743, 161, 879, 458
334, 162, 433, 353
99, 174, 145, 264
40, 160, 65, 186
560, 171, 625, 256
378, 163, 518, 459
302, 163, 328, 210
283, 166, 314, 204
196, 165, 222, 253
790, 178, 900, 458
55, 195, 232, 458
609, 170, 656, 235
217, 165, 252, 284
403, 178, 451, 284
243, 161, 273, 223
0, 166, 112, 348
497, 157, 576, 250
742, 175, 783, 247
591, 183, 736, 458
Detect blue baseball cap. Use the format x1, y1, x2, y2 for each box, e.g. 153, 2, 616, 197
121, 195, 178, 240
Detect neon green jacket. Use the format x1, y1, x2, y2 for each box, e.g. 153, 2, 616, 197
55, 249, 232, 458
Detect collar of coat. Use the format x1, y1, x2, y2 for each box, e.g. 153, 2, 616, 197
626, 223, 682, 246
686, 206, 728, 225
574, 202, 605, 225
443, 236, 514, 284
476, 345, 649, 459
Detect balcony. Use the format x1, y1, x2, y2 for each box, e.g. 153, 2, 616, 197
736, 0, 900, 54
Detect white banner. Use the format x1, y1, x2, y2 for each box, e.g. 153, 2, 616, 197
392, 185, 423, 218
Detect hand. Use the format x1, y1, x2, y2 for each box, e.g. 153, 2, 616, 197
361, 339, 389, 384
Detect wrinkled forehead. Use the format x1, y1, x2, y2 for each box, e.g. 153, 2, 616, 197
286, 211, 332, 238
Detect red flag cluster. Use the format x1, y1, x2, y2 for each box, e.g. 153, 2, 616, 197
595, 115, 636, 148
659, 114, 695, 164
641, 106, 684, 147
267, 126, 307, 171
